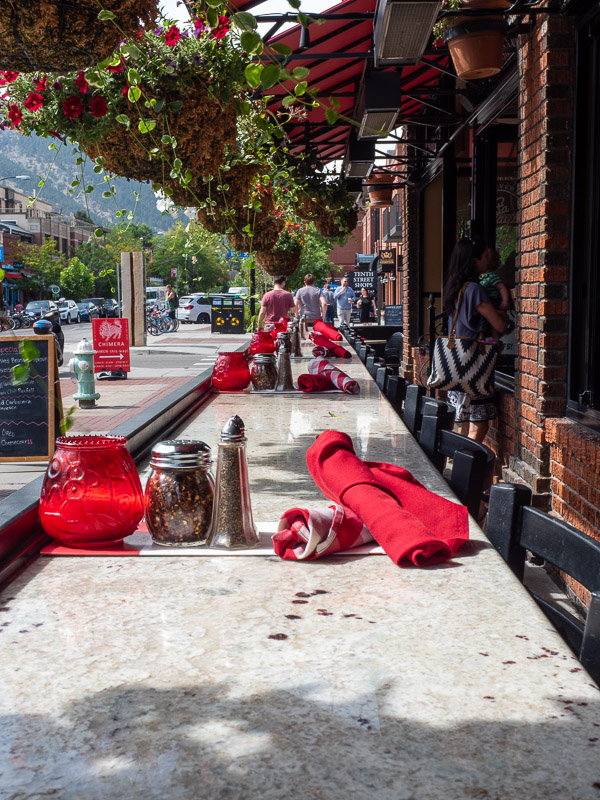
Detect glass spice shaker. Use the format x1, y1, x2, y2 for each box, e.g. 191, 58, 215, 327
290, 319, 303, 358
275, 331, 295, 391
251, 353, 277, 391
145, 440, 214, 547
207, 415, 259, 550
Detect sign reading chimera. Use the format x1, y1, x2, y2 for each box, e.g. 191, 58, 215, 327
92, 318, 131, 372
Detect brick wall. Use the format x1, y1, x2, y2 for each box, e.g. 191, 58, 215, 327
400, 182, 420, 381
500, 16, 574, 507
329, 212, 365, 270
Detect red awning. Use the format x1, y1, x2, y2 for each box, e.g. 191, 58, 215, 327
2, 271, 24, 279
224, 0, 451, 163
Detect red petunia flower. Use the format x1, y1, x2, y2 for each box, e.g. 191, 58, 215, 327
7, 105, 23, 127
62, 95, 84, 120
89, 95, 108, 118
0, 74, 7, 87
75, 71, 89, 94
122, 84, 129, 96
212, 15, 229, 39
165, 25, 181, 46
107, 58, 125, 73
34, 75, 49, 92
3, 71, 19, 83
24, 92, 44, 111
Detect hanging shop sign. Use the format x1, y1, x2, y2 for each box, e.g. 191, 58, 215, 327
379, 249, 396, 273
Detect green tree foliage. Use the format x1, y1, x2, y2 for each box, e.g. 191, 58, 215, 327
59, 257, 95, 301
75, 222, 152, 296
74, 209, 94, 224
11, 238, 66, 296
149, 221, 229, 294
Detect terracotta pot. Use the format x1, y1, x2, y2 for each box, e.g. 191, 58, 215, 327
444, 19, 506, 80
367, 172, 395, 209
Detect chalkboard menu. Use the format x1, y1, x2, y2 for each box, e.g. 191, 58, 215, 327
0, 335, 62, 462
384, 305, 403, 325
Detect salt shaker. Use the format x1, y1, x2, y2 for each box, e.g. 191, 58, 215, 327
275, 331, 295, 391
290, 318, 302, 358
207, 415, 259, 550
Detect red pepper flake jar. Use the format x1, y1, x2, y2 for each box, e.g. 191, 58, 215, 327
212, 352, 251, 391
145, 440, 214, 547
39, 435, 144, 548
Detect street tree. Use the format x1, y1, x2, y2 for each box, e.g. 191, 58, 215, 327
11, 238, 67, 296
150, 221, 228, 294
59, 257, 95, 301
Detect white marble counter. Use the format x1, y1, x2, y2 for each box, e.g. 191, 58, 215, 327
1, 353, 600, 799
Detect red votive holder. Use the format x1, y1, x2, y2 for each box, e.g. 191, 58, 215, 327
39, 435, 144, 548
250, 331, 276, 355
212, 352, 251, 391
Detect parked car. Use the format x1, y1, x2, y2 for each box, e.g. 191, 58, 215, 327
25, 300, 59, 321
176, 294, 212, 324
81, 297, 107, 318
76, 301, 99, 323
104, 298, 120, 318
58, 299, 80, 324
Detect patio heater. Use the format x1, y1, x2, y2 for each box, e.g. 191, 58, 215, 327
374, 0, 443, 66
356, 71, 403, 139
343, 135, 375, 179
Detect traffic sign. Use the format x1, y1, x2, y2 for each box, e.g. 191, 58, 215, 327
171, 267, 178, 277
49, 284, 60, 294
92, 318, 131, 372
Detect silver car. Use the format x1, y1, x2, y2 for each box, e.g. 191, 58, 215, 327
58, 299, 80, 324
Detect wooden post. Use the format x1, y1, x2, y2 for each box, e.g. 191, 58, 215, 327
121, 251, 146, 347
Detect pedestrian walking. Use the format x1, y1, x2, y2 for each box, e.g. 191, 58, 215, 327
334, 277, 356, 326
257, 276, 296, 328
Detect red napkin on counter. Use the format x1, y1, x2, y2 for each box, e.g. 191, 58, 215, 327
311, 333, 352, 359
314, 320, 342, 341
306, 430, 469, 566
297, 373, 334, 393
308, 357, 359, 394
273, 504, 372, 560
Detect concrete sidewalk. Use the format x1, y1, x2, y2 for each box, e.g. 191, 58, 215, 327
0, 326, 250, 496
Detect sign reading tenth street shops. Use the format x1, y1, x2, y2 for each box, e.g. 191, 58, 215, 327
346, 270, 377, 295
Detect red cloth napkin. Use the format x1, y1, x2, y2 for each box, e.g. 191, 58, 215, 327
308, 356, 359, 394
306, 430, 469, 566
314, 320, 342, 341
311, 333, 352, 359
273, 504, 372, 559
297, 373, 335, 393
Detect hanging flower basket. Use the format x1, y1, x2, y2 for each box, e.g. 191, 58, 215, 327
84, 84, 237, 186
0, 0, 159, 73
367, 172, 395, 208
443, 0, 508, 80
297, 182, 358, 241
255, 246, 301, 277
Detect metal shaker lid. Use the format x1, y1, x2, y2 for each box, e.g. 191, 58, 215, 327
150, 439, 212, 469
253, 353, 276, 363
221, 415, 246, 442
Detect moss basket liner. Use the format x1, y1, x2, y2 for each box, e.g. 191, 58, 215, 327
84, 84, 237, 186
199, 194, 283, 253
297, 194, 358, 239
0, 0, 159, 73
255, 247, 301, 277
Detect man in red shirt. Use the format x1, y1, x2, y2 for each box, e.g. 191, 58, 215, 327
257, 276, 296, 329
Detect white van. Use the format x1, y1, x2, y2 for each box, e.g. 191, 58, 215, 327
146, 286, 167, 309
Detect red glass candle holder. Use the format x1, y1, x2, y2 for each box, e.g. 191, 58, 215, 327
267, 320, 289, 341
212, 352, 251, 391
250, 331, 276, 355
39, 436, 144, 548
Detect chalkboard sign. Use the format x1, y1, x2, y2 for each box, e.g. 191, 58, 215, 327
384, 305, 403, 325
0, 335, 62, 462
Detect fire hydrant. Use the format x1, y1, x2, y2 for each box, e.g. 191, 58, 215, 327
69, 338, 100, 409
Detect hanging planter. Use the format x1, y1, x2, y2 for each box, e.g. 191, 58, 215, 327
367, 172, 395, 208
255, 247, 301, 277
442, 0, 508, 81
296, 181, 359, 240
0, 0, 159, 73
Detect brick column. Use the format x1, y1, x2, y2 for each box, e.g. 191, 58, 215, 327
502, 16, 574, 504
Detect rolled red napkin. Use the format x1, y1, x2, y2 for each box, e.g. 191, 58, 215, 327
314, 320, 342, 341
297, 373, 335, 393
306, 430, 469, 566
273, 503, 372, 560
311, 332, 351, 359
308, 356, 359, 394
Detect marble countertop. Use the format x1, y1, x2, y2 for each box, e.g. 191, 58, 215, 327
1, 350, 600, 799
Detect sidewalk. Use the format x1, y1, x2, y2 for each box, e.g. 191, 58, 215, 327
0, 327, 250, 496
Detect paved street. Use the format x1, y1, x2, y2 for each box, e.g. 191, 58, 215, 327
0, 321, 250, 495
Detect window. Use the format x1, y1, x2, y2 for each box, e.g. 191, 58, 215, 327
568, 10, 600, 431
